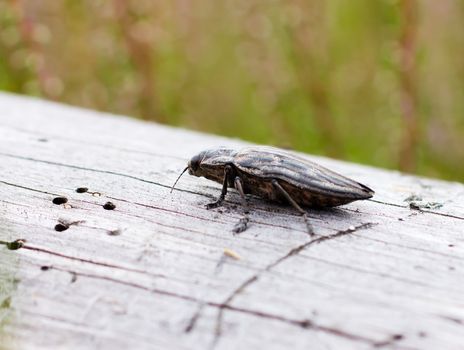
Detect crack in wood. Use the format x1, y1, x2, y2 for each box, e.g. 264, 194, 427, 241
372, 333, 407, 348
22, 245, 166, 279
40, 264, 401, 348
184, 302, 205, 333
369, 199, 464, 221
0, 152, 200, 196
109, 196, 314, 235
0, 180, 61, 197
439, 315, 464, 325
210, 223, 378, 348
21, 240, 251, 284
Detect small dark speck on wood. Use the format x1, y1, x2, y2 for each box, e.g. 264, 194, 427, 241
52, 196, 68, 205
103, 202, 116, 210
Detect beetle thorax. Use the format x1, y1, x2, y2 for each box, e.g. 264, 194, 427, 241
188, 148, 237, 183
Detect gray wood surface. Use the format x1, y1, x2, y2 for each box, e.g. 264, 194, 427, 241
0, 92, 463, 350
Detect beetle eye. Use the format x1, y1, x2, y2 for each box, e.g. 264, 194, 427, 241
189, 154, 202, 172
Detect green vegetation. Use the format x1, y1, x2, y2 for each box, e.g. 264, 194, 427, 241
1, 1, 463, 181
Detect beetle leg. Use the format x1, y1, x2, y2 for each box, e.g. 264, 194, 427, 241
206, 165, 232, 209
232, 176, 249, 234
271, 179, 314, 236
233, 176, 248, 209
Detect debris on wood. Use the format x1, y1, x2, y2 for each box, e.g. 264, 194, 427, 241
223, 248, 241, 260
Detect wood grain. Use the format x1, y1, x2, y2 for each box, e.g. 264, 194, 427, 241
0, 92, 463, 350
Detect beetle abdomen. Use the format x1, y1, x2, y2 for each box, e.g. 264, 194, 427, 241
277, 179, 366, 207
234, 147, 374, 207
238, 172, 365, 208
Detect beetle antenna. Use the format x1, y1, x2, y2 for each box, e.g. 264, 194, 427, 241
170, 167, 188, 193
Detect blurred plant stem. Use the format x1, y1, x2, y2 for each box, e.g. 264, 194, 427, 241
112, 0, 161, 122
10, 0, 51, 98
398, 0, 419, 172
289, 1, 343, 158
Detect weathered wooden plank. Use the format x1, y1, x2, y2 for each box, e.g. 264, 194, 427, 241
0, 92, 463, 350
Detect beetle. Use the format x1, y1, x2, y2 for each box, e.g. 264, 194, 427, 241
171, 146, 374, 235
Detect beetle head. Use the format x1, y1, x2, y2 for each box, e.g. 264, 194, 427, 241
170, 148, 236, 193
187, 148, 236, 177
187, 152, 204, 175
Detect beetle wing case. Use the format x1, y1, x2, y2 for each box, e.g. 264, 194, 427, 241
233, 147, 374, 207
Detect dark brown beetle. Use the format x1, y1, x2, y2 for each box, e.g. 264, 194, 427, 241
172, 146, 374, 235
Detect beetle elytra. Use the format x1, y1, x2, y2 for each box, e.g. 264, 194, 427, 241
171, 146, 374, 235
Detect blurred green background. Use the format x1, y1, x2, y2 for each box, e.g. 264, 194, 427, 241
1, 0, 463, 181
